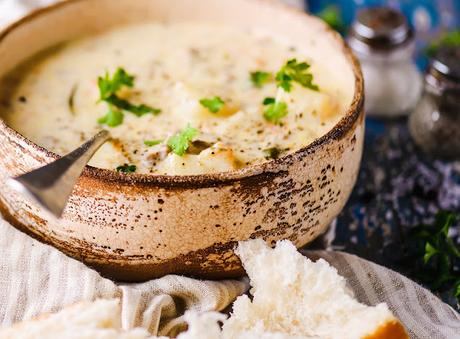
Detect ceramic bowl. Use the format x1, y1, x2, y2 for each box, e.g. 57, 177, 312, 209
0, 0, 364, 281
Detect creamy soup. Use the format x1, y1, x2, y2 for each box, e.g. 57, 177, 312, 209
0, 22, 352, 175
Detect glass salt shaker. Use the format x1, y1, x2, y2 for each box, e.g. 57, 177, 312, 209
348, 7, 422, 117
409, 46, 460, 159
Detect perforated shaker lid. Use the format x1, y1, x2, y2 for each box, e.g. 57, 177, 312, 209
348, 7, 414, 52
430, 46, 460, 83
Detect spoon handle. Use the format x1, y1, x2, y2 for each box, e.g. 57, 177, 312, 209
7, 130, 110, 218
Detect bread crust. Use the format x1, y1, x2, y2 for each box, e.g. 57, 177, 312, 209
364, 319, 408, 339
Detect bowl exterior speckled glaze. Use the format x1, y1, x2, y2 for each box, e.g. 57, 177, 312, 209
0, 0, 364, 281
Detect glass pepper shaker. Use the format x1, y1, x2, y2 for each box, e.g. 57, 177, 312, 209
409, 46, 460, 159
348, 7, 422, 117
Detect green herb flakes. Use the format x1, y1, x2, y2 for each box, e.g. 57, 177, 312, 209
276, 59, 319, 92
97, 107, 124, 127
98, 68, 134, 101
263, 97, 288, 124
144, 139, 163, 147
97, 67, 161, 127
116, 163, 136, 173
263, 147, 281, 160
199, 97, 225, 113
250, 71, 272, 88
104, 95, 161, 117
167, 124, 198, 156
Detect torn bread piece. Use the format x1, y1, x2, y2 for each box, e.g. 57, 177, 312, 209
0, 240, 408, 339
0, 299, 155, 339
222, 239, 408, 339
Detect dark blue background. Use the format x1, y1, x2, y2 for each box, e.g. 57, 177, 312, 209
306, 0, 460, 69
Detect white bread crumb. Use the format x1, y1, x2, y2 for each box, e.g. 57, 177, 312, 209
177, 311, 227, 339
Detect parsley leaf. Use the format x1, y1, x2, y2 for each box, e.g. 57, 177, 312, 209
97, 68, 161, 127
200, 97, 225, 113
263, 97, 288, 124
105, 95, 161, 117
97, 107, 124, 127
250, 71, 272, 88
424, 242, 439, 264
402, 211, 460, 301
275, 59, 319, 92
98, 68, 134, 101
144, 139, 163, 147
263, 147, 281, 160
455, 280, 460, 298
167, 124, 198, 156
116, 163, 136, 173
263, 97, 276, 105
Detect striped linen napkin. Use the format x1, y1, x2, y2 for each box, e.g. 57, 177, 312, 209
1, 217, 459, 338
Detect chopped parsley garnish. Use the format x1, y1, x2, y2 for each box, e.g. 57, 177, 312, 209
250, 71, 272, 88
276, 59, 319, 92
395, 211, 460, 301
116, 163, 136, 173
263, 97, 288, 124
167, 124, 198, 156
263, 147, 281, 160
98, 68, 134, 101
144, 139, 163, 147
97, 106, 124, 127
263, 97, 276, 105
258, 59, 319, 124
426, 31, 460, 56
97, 67, 161, 127
104, 95, 160, 117
199, 96, 225, 113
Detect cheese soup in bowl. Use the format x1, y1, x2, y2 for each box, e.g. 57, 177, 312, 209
0, 0, 364, 281
1, 22, 351, 175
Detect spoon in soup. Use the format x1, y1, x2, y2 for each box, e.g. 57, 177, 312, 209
7, 130, 110, 218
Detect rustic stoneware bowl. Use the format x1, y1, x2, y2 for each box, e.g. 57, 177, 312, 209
0, 0, 364, 281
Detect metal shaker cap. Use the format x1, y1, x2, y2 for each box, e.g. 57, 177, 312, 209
430, 46, 460, 83
348, 7, 413, 52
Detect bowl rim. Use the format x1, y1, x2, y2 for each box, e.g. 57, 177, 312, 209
0, 0, 364, 188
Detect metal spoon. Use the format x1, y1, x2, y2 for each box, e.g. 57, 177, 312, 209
7, 130, 110, 218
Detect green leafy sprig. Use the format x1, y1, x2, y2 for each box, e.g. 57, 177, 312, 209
275, 59, 319, 93
199, 97, 225, 113
259, 59, 319, 124
167, 124, 198, 156
407, 211, 460, 300
97, 68, 161, 127
262, 97, 288, 125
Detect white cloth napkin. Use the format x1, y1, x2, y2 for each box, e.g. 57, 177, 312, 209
0, 218, 248, 337
1, 217, 459, 338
